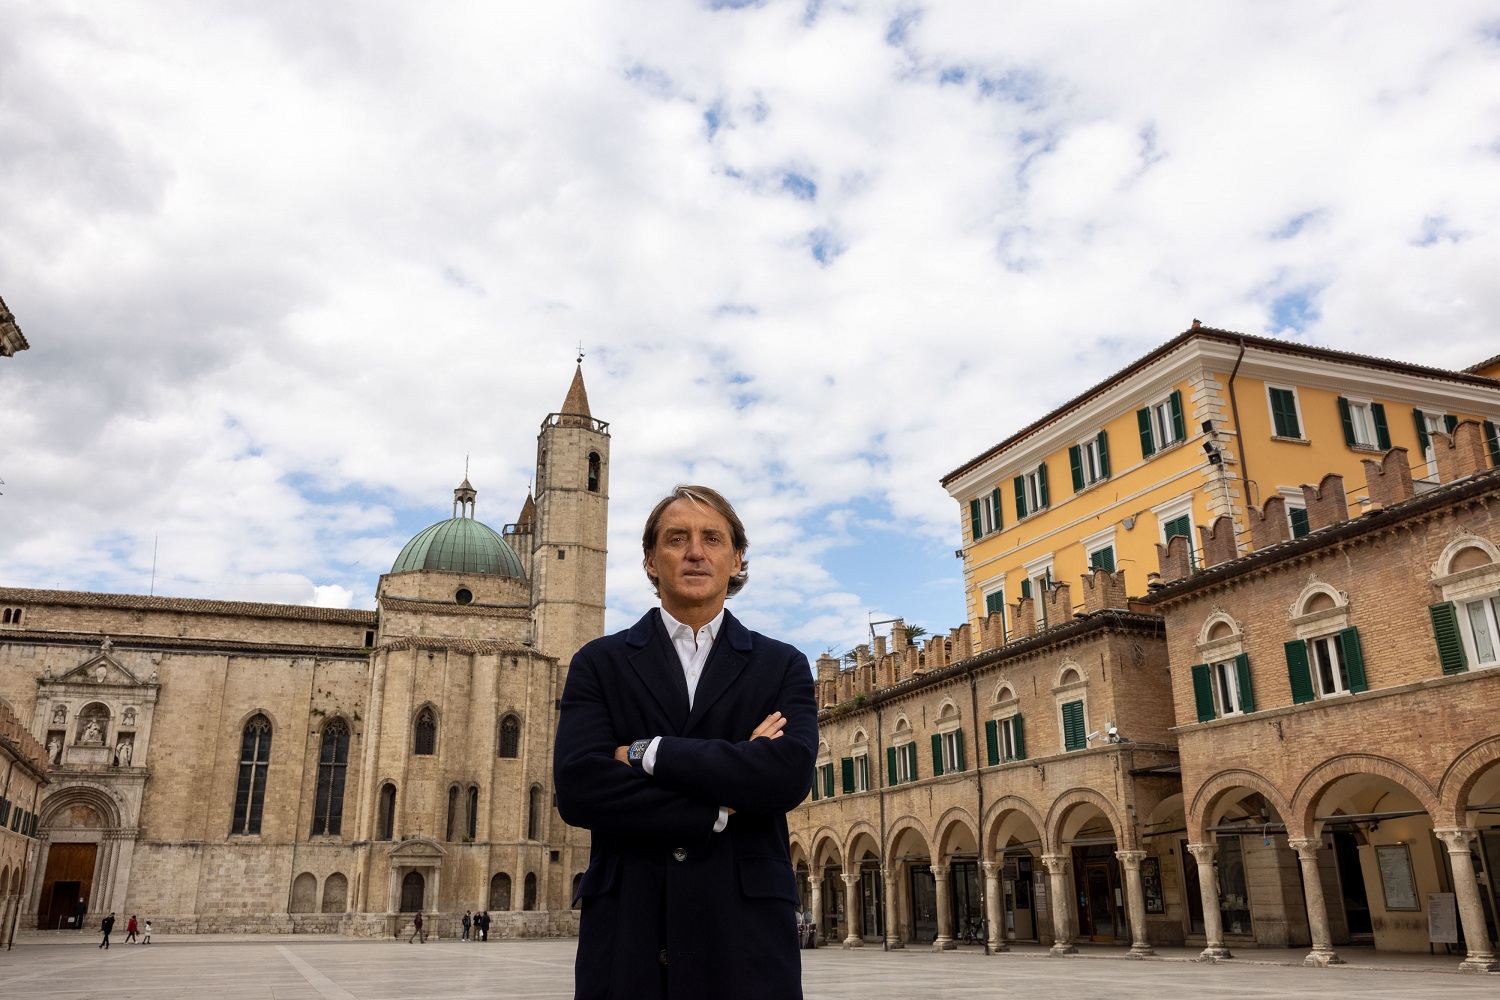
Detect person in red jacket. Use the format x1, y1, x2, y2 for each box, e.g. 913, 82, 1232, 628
124, 915, 139, 943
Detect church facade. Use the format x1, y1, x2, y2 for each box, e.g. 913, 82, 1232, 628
0, 368, 608, 936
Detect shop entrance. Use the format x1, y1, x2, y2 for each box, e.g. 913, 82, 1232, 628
908, 864, 937, 944
1071, 845, 1126, 943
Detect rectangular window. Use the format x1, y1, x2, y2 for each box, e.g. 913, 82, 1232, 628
1462, 595, 1500, 667
1014, 464, 1050, 519
969, 488, 1003, 541
940, 730, 965, 773
1061, 700, 1086, 751
1212, 659, 1245, 716
854, 753, 870, 792
1288, 505, 1311, 538
1088, 545, 1116, 573
1305, 633, 1370, 697
1069, 431, 1111, 491
1338, 397, 1390, 450
1415, 409, 1450, 470
1138, 390, 1186, 458
1268, 386, 1302, 438
895, 744, 914, 783
999, 715, 1025, 761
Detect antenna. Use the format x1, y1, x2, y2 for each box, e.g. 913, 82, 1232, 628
150, 534, 158, 596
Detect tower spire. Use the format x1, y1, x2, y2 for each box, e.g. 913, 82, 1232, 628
453, 473, 477, 518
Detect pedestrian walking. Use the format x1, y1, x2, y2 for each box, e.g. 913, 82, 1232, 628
124, 915, 138, 943
142, 919, 152, 944
408, 910, 425, 943
462, 910, 471, 941
99, 912, 115, 949
478, 910, 489, 941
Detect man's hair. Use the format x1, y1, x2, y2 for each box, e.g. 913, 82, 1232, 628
641, 485, 750, 597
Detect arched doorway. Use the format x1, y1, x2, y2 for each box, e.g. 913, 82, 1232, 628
400, 871, 425, 912
888, 825, 935, 945
1054, 799, 1125, 944
35, 789, 118, 930
987, 803, 1044, 944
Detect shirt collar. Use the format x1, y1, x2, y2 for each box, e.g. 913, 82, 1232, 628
659, 606, 725, 640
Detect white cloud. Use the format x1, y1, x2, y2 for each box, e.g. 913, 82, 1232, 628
2, 0, 1498, 658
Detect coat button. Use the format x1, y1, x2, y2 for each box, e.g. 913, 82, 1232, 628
672, 847, 687, 862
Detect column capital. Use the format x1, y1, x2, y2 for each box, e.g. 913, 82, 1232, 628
841, 872, 862, 888
931, 863, 950, 879
1433, 827, 1478, 851
881, 866, 899, 885
1114, 849, 1146, 869
1186, 842, 1218, 865
1287, 838, 1323, 859
981, 860, 1000, 878
1040, 853, 1070, 875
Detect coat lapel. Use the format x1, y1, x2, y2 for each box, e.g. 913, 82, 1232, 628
626, 609, 690, 733
684, 610, 753, 734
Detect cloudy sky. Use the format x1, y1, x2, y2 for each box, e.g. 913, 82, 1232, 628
2, 1, 1498, 660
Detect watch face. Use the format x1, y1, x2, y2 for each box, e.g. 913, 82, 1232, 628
630, 739, 650, 761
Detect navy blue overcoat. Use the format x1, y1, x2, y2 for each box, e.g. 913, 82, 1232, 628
554, 608, 817, 1000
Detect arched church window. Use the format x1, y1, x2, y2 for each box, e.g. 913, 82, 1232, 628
466, 786, 479, 840
490, 872, 512, 911
413, 708, 437, 755
498, 715, 521, 758
587, 452, 601, 493
446, 785, 460, 841
231, 714, 272, 835
527, 785, 542, 840
377, 783, 397, 840
523, 872, 537, 910
311, 718, 350, 836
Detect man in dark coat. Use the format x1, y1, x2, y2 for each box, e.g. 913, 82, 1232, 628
555, 485, 817, 1000
99, 912, 114, 949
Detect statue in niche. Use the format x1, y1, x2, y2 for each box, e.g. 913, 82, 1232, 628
115, 740, 132, 767
122, 708, 136, 727
82, 718, 102, 744
51, 705, 67, 725
47, 735, 62, 764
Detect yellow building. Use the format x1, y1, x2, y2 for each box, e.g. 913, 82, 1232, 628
942, 324, 1500, 638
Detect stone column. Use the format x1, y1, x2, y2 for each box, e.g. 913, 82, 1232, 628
882, 867, 903, 949
1287, 838, 1342, 966
841, 873, 864, 948
982, 861, 1007, 952
809, 874, 823, 945
1187, 843, 1231, 960
1115, 850, 1154, 958
932, 864, 955, 950
1434, 828, 1499, 972
1041, 854, 1076, 955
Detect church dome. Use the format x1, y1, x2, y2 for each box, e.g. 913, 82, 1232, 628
391, 518, 525, 578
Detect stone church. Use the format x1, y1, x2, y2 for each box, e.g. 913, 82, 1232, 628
0, 367, 608, 936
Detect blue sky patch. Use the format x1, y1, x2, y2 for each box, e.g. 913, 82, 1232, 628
1270, 287, 1322, 332
1412, 215, 1466, 246
704, 102, 724, 139
782, 171, 817, 200
705, 0, 765, 9
807, 227, 846, 265
1272, 210, 1320, 240
886, 9, 919, 47
939, 65, 966, 85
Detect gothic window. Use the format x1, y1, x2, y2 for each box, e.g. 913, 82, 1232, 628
523, 872, 538, 910
466, 786, 479, 840
231, 714, 272, 835
377, 783, 396, 840
446, 785, 459, 841
311, 718, 349, 836
413, 707, 436, 755
497, 715, 521, 758
490, 872, 512, 911
587, 452, 601, 492
527, 785, 542, 840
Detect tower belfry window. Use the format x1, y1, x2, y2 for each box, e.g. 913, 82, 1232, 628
587, 452, 601, 492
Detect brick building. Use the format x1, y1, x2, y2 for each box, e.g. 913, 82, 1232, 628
0, 698, 49, 944
0, 367, 608, 937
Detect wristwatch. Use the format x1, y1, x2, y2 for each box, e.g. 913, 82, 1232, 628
627, 739, 652, 769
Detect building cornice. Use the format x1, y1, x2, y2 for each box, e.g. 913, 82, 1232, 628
0, 587, 378, 625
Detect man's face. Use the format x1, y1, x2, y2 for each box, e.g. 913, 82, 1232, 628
645, 498, 743, 611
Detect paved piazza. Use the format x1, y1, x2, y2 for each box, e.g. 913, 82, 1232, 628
2, 936, 1494, 999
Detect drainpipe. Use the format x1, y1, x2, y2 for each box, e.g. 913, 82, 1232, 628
1226, 337, 1251, 503
968, 668, 989, 955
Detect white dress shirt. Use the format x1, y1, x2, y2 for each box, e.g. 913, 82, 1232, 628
644, 607, 729, 832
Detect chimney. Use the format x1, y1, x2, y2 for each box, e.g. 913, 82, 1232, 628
1433, 421, 1488, 483
1362, 447, 1415, 509
1155, 534, 1192, 584
1080, 567, 1128, 613
1302, 474, 1349, 531
1249, 495, 1291, 551
1197, 515, 1239, 568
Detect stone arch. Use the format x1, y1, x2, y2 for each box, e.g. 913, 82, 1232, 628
490, 872, 512, 911
1433, 533, 1500, 578
1290, 580, 1347, 619
991, 680, 1017, 704
850, 728, 868, 746
841, 821, 882, 865
1053, 660, 1086, 689
1046, 787, 1125, 851
289, 872, 317, 913
234, 706, 280, 733
321, 872, 348, 913
787, 835, 809, 868
983, 795, 1047, 857
74, 701, 112, 744
38, 781, 123, 829
883, 815, 933, 860
496, 713, 522, 758
934, 697, 960, 720
810, 827, 844, 869
1290, 754, 1441, 837
933, 807, 979, 859
890, 713, 913, 735
1187, 768, 1292, 841
1197, 610, 1244, 646
1439, 734, 1500, 827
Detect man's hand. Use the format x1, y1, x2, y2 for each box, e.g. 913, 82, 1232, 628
614, 745, 630, 764
750, 711, 785, 741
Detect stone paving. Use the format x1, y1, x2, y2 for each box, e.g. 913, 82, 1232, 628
2, 934, 1495, 999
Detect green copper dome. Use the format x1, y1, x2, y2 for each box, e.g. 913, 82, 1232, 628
391, 517, 525, 578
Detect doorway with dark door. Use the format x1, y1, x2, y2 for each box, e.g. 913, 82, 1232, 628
908, 864, 937, 944
399, 871, 426, 912
37, 842, 95, 930
1072, 845, 1126, 943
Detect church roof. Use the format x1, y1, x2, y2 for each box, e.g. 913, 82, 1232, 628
0, 587, 378, 623
561, 365, 590, 417
390, 517, 525, 578
514, 491, 536, 530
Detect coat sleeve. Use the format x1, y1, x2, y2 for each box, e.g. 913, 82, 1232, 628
553, 642, 721, 839
650, 647, 817, 816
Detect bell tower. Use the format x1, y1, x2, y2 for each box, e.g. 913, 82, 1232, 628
530, 364, 609, 666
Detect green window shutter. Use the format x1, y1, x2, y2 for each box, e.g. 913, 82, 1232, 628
824, 765, 835, 799
1138, 407, 1156, 458
1090, 546, 1115, 573
985, 720, 999, 766
1037, 463, 1049, 507
1445, 414, 1459, 434
1020, 578, 1031, 599
1339, 627, 1367, 693
887, 746, 898, 786
1429, 602, 1468, 674
1484, 420, 1500, 467
906, 742, 919, 781
1069, 445, 1085, 492
1169, 391, 1186, 442
1097, 429, 1110, 478
955, 729, 965, 772
991, 487, 1005, 531
1289, 507, 1311, 538
1235, 653, 1256, 713
1285, 640, 1315, 704
985, 590, 1005, 615
1014, 476, 1027, 519
1414, 408, 1430, 454
1164, 514, 1190, 540
970, 499, 983, 541
1270, 388, 1300, 438
931, 734, 944, 777
1062, 700, 1086, 751
1373, 404, 1391, 450
841, 757, 855, 794
1337, 397, 1356, 447
1012, 714, 1026, 760
1191, 663, 1216, 722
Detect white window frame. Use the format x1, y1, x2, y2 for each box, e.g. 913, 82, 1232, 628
1152, 496, 1196, 557
940, 730, 961, 772
1211, 658, 1245, 717
1023, 554, 1055, 625
1023, 466, 1047, 513
1458, 593, 1500, 669
1082, 527, 1117, 574
1148, 394, 1184, 449
1277, 486, 1310, 538
1266, 384, 1306, 440
982, 583, 1006, 618
1307, 633, 1352, 698
1344, 397, 1380, 449
998, 715, 1020, 762
894, 741, 914, 782
1076, 435, 1106, 487
853, 752, 870, 792
1419, 409, 1449, 477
